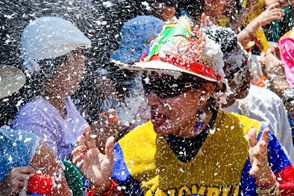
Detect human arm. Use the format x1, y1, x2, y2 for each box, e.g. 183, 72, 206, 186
230, 0, 259, 32
248, 128, 279, 189
259, 49, 294, 119
242, 127, 294, 195
237, 3, 285, 47
12, 103, 61, 156
30, 140, 72, 195
259, 49, 291, 97
71, 128, 123, 195
265, 0, 293, 8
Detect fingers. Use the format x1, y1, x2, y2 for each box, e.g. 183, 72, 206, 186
259, 128, 269, 154
248, 128, 258, 147
22, 166, 35, 174
104, 136, 115, 161
84, 127, 96, 149
71, 145, 88, 158
72, 153, 85, 167
76, 134, 86, 147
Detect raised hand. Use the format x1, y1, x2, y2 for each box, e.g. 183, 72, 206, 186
200, 13, 213, 28
255, 3, 285, 27
248, 128, 275, 186
72, 127, 115, 191
0, 166, 35, 195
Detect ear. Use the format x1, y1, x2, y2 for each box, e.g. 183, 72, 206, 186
193, 82, 215, 105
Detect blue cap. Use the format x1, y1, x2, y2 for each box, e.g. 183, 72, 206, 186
111, 16, 164, 64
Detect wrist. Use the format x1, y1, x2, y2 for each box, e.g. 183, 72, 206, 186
256, 169, 276, 188
93, 179, 112, 193
93, 179, 118, 196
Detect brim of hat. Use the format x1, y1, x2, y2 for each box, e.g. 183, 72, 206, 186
112, 59, 217, 82
0, 66, 26, 99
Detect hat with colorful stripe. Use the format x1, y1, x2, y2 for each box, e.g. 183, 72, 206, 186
123, 17, 225, 83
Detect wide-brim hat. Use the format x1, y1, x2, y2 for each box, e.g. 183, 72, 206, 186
0, 65, 26, 99
20, 16, 91, 61
117, 17, 225, 83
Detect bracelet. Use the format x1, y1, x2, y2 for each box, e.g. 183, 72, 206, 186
256, 181, 280, 196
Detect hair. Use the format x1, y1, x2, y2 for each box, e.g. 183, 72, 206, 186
0, 55, 66, 126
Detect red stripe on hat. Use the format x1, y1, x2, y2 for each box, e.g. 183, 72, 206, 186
141, 54, 222, 81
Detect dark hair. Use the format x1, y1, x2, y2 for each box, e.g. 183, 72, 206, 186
201, 25, 238, 55
0, 55, 66, 126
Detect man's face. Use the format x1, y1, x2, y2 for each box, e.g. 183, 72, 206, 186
224, 53, 252, 100
143, 72, 211, 137
204, 0, 236, 19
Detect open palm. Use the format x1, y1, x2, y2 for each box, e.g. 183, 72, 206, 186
72, 127, 115, 190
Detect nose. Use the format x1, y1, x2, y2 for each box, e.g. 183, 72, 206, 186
146, 91, 162, 107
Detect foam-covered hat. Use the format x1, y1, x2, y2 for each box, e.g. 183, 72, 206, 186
111, 15, 164, 64
278, 30, 294, 87
20, 16, 91, 61
122, 17, 225, 82
0, 65, 26, 99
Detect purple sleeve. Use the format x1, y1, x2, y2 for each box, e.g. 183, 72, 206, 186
12, 104, 61, 156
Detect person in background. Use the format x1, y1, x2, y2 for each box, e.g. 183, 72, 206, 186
90, 16, 164, 150
201, 25, 294, 163
72, 18, 294, 195
144, 0, 178, 22
260, 30, 294, 144
199, 0, 285, 51
0, 65, 71, 195
12, 16, 91, 160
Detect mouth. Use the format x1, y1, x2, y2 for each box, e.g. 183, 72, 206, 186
151, 111, 168, 127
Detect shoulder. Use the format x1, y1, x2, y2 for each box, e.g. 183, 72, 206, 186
16, 96, 49, 117
249, 85, 282, 103
114, 121, 158, 179
118, 121, 157, 152
0, 126, 40, 180
219, 110, 262, 135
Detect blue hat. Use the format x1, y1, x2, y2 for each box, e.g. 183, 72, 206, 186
111, 16, 164, 64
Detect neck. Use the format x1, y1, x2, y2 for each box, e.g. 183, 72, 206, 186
42, 90, 67, 118
222, 95, 236, 108
176, 107, 214, 138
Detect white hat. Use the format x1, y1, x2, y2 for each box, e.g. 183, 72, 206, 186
0, 65, 26, 99
20, 16, 91, 61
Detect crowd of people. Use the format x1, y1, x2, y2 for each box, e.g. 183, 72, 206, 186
1, 0, 294, 195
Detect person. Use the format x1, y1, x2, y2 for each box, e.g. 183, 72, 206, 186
259, 31, 294, 144
0, 65, 71, 195
110, 15, 164, 128
72, 18, 294, 195
12, 16, 91, 160
201, 25, 294, 163
144, 0, 178, 22
201, 0, 285, 52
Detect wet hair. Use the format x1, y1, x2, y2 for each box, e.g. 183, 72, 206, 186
201, 25, 238, 55
0, 55, 66, 126
177, 0, 204, 20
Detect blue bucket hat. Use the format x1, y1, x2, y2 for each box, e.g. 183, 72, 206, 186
111, 15, 164, 64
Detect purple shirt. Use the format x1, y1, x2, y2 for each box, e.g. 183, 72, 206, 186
12, 96, 88, 159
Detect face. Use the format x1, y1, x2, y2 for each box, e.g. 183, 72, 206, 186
204, 0, 235, 19
48, 49, 85, 97
224, 53, 252, 100
154, 3, 176, 21
143, 72, 213, 137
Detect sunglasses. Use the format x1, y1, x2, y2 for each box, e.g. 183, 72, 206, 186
142, 72, 203, 99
